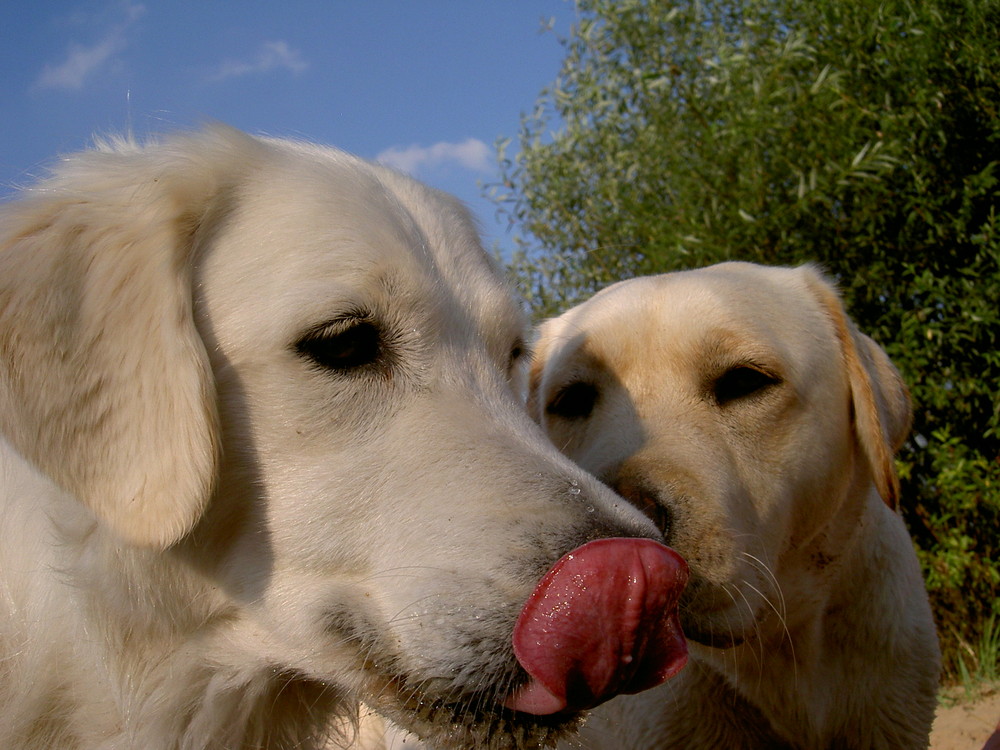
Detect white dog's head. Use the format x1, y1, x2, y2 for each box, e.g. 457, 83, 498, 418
0, 127, 687, 748
529, 263, 911, 650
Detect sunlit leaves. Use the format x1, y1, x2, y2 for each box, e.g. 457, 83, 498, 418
493, 0, 1000, 678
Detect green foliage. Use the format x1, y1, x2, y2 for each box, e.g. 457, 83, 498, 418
494, 0, 1000, 679
954, 613, 1000, 700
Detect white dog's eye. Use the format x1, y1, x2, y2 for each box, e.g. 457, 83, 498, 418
547, 381, 599, 420
296, 320, 383, 373
508, 340, 526, 372
713, 366, 780, 405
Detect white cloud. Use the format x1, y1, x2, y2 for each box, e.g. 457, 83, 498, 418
35, 3, 145, 91
208, 41, 308, 83
376, 138, 493, 176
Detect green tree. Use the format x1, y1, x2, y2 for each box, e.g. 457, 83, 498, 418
493, 0, 1000, 678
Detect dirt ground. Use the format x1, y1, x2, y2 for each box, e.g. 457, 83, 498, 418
931, 685, 1000, 750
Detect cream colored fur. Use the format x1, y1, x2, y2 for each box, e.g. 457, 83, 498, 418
0, 126, 662, 750
529, 263, 940, 749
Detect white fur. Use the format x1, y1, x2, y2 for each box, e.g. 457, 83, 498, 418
0, 126, 660, 750
529, 263, 941, 750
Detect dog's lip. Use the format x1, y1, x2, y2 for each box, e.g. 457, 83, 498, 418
679, 617, 747, 649
340, 591, 588, 745
365, 671, 585, 749
678, 585, 750, 649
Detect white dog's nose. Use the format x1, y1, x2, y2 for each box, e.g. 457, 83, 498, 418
504, 538, 689, 715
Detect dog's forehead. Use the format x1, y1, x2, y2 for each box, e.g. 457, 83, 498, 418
371, 162, 523, 330
197, 143, 523, 347
551, 264, 832, 377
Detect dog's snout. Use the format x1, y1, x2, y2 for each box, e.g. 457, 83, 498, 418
610, 474, 673, 538
534, 476, 665, 558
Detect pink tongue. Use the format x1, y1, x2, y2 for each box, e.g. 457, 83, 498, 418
504, 537, 688, 715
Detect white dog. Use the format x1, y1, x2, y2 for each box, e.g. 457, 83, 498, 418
530, 263, 940, 749
0, 127, 690, 750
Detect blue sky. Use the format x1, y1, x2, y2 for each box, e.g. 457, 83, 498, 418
0, 1, 577, 254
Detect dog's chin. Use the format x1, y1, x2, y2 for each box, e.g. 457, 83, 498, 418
679, 592, 755, 650
319, 604, 586, 747
367, 675, 585, 750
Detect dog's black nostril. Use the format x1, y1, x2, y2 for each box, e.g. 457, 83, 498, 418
611, 479, 672, 537
639, 496, 672, 537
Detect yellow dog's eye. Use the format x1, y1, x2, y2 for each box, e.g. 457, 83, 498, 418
713, 366, 779, 405
296, 320, 382, 372
547, 381, 599, 420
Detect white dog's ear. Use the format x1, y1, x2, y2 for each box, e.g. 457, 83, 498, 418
802, 266, 912, 510
0, 131, 250, 547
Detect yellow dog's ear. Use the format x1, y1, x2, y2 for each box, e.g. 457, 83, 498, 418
527, 317, 571, 423
802, 266, 912, 510
0, 128, 254, 547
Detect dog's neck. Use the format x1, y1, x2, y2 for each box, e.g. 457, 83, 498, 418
83, 536, 358, 749
0, 450, 351, 750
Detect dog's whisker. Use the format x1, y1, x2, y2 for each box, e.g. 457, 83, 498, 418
740, 551, 786, 620
358, 565, 460, 582
382, 596, 453, 628
728, 581, 768, 682
714, 582, 748, 693
740, 574, 797, 691
741, 579, 784, 633
737, 553, 800, 692
740, 579, 794, 695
